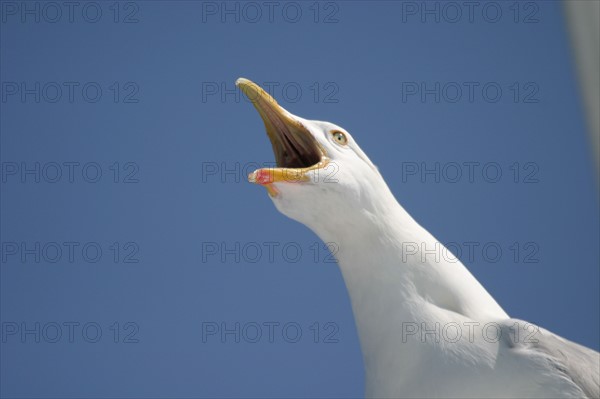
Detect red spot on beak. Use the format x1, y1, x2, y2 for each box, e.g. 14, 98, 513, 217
254, 169, 274, 185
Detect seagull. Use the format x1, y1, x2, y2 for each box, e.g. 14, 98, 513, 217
235, 78, 600, 398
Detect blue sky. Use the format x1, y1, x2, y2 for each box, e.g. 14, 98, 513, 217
1, 1, 598, 397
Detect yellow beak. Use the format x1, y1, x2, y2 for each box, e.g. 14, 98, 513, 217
236, 78, 328, 197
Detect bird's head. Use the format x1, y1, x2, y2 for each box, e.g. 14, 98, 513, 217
237, 78, 394, 234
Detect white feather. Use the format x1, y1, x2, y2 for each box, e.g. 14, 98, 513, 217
265, 114, 600, 398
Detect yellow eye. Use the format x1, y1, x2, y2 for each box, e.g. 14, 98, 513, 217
331, 130, 348, 146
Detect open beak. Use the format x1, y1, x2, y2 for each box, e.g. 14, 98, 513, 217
236, 78, 328, 196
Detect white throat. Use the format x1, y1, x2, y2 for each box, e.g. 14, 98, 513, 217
275, 175, 509, 396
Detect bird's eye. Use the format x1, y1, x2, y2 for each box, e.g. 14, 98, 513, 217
331, 131, 348, 146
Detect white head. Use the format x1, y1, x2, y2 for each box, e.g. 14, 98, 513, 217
237, 78, 401, 238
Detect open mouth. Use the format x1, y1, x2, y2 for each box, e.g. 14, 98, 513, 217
256, 91, 322, 169
236, 78, 328, 194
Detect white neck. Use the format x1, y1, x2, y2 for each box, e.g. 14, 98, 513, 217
307, 179, 508, 395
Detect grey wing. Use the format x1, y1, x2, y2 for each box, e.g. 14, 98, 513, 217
501, 319, 600, 398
